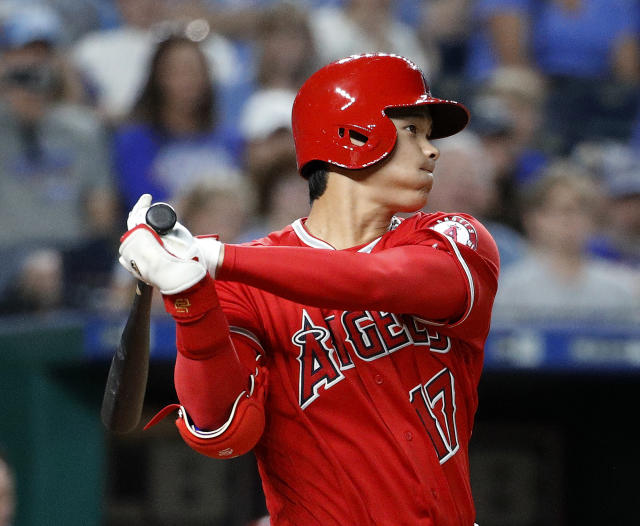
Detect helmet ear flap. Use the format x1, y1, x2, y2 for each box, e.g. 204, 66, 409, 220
335, 124, 375, 150
331, 118, 397, 168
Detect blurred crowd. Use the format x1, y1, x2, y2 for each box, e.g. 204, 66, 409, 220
0, 0, 638, 322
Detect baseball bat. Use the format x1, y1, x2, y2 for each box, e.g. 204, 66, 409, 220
101, 202, 177, 433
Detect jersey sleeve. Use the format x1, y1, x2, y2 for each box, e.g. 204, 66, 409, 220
215, 215, 499, 327
412, 213, 500, 341
218, 244, 467, 323
214, 279, 267, 357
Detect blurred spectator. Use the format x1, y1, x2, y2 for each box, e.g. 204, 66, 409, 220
237, 89, 309, 240
464, 0, 532, 83
465, 0, 640, 153
251, 2, 319, 92
112, 34, 243, 210
0, 4, 88, 104
2, 0, 120, 44
238, 168, 310, 242
426, 130, 527, 269
633, 110, 640, 150
421, 0, 471, 97
0, 248, 64, 316
470, 65, 550, 231
573, 142, 640, 269
72, 0, 244, 125
240, 89, 297, 215
0, 4, 118, 310
234, 1, 317, 228
0, 449, 15, 526
480, 66, 550, 182
466, 0, 640, 83
202, 0, 424, 40
308, 0, 438, 76
175, 175, 255, 242
493, 162, 639, 321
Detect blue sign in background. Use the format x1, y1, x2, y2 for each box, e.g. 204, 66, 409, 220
84, 315, 640, 373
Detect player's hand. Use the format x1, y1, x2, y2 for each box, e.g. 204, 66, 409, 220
119, 224, 207, 294
125, 194, 224, 277
126, 193, 154, 230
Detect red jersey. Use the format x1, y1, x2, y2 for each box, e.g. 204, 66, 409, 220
211, 212, 499, 526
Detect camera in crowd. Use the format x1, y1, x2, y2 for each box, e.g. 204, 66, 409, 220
1, 64, 59, 94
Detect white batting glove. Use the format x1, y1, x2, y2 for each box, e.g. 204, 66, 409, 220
127, 193, 153, 230
125, 193, 224, 277
119, 225, 207, 295
194, 235, 224, 277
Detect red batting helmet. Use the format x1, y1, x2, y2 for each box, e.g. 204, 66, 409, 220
292, 53, 469, 175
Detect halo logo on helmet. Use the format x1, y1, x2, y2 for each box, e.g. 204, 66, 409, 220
292, 53, 470, 176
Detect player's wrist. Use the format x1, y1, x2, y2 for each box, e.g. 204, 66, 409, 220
164, 274, 232, 360
162, 274, 220, 321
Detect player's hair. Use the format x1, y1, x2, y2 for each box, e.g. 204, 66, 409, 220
303, 161, 328, 202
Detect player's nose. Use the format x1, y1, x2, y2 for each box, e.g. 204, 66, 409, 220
421, 138, 439, 161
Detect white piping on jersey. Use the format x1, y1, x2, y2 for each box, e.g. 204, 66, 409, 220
359, 236, 382, 254
229, 326, 264, 352
291, 217, 402, 253
292, 219, 334, 249
414, 232, 475, 328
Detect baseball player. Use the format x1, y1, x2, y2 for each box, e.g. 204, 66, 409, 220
119, 54, 500, 526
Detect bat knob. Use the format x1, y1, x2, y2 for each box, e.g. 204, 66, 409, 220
146, 203, 177, 235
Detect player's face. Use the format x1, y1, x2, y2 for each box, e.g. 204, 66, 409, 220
363, 112, 440, 213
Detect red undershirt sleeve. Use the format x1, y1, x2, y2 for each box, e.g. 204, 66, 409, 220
217, 243, 468, 323
164, 276, 253, 429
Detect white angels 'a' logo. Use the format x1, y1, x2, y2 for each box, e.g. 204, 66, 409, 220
431, 216, 478, 250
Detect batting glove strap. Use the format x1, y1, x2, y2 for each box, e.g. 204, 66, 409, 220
195, 235, 224, 277
119, 224, 206, 295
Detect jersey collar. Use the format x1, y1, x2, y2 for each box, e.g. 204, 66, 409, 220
291, 217, 402, 253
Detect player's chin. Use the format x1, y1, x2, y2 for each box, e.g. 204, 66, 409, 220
395, 191, 429, 213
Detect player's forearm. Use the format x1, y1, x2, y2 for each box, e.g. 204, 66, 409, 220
175, 350, 249, 430
164, 276, 250, 429
218, 244, 467, 320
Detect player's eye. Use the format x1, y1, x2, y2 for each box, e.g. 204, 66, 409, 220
405, 124, 418, 134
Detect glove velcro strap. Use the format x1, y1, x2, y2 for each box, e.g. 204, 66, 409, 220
163, 274, 219, 321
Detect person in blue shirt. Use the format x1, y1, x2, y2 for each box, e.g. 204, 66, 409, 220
465, 0, 640, 153
112, 34, 244, 209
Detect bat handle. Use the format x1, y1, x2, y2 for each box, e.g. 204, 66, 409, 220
145, 202, 177, 235
100, 202, 178, 433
